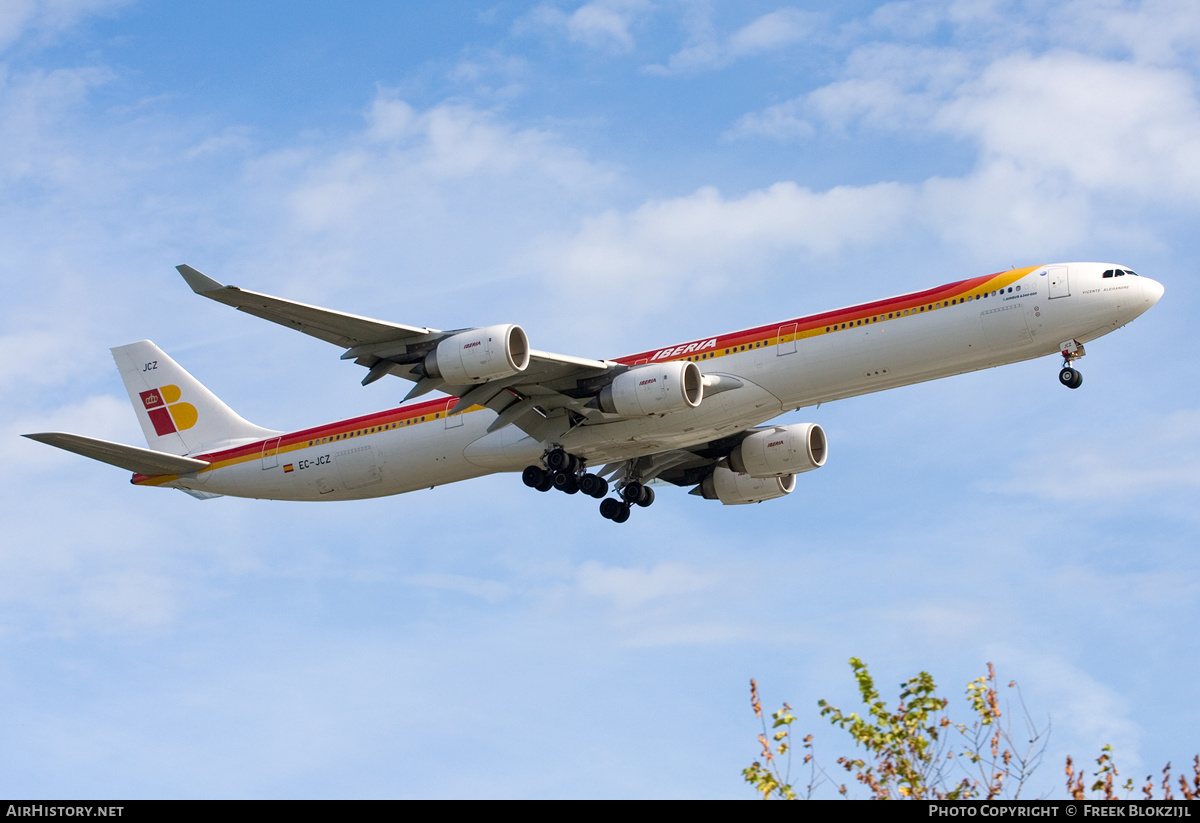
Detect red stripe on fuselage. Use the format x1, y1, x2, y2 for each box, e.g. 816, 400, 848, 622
615, 272, 1007, 365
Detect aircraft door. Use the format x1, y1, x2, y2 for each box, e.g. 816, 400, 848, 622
777, 324, 797, 356
1047, 266, 1070, 299
261, 437, 281, 469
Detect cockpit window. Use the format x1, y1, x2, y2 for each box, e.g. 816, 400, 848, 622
1122, 269, 1139, 276
1102, 269, 1114, 278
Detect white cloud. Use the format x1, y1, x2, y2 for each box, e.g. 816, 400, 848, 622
868, 1, 943, 39
728, 8, 816, 56
937, 52, 1200, 201
987, 407, 1200, 504
258, 93, 619, 310
0, 65, 115, 184
387, 98, 595, 180
0, 0, 130, 53
648, 7, 820, 74
5, 394, 136, 467
725, 43, 972, 139
734, 42, 1200, 206
1047, 0, 1200, 68
723, 99, 813, 141
532, 180, 915, 329
918, 160, 1093, 258
518, 0, 651, 54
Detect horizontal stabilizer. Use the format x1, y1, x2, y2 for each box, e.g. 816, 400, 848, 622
23, 432, 211, 476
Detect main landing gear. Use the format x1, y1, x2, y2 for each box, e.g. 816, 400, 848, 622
1058, 340, 1085, 390
521, 448, 656, 523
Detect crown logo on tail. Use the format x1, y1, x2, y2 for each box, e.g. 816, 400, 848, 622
138, 385, 198, 435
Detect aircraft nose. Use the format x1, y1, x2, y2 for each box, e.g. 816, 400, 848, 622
1142, 276, 1165, 306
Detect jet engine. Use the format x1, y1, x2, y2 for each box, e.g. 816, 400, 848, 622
728, 423, 827, 478
596, 361, 703, 417
424, 324, 530, 385
699, 467, 797, 505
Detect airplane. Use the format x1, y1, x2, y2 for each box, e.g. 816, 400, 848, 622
25, 262, 1163, 523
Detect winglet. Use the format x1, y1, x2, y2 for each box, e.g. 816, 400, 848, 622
177, 264, 227, 294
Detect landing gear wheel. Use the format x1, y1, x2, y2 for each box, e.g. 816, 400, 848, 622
621, 481, 644, 505
635, 485, 655, 508
536, 473, 554, 492
579, 473, 608, 499
612, 503, 631, 523
599, 497, 622, 520
1059, 367, 1083, 389
553, 471, 579, 494
546, 449, 577, 472
522, 466, 545, 488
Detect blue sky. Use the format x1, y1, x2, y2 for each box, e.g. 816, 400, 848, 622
2, 0, 1197, 799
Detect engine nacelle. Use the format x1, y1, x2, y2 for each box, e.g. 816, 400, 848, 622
699, 467, 797, 505
425, 324, 530, 385
597, 360, 703, 417
728, 423, 827, 478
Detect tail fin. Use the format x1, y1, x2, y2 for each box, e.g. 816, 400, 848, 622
111, 340, 279, 456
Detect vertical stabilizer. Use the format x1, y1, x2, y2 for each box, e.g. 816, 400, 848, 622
111, 341, 280, 456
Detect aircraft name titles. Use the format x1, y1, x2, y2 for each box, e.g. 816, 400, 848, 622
650, 338, 718, 361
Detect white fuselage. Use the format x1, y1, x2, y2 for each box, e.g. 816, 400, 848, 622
144, 263, 1162, 501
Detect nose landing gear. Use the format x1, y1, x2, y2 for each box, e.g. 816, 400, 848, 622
1058, 340, 1085, 389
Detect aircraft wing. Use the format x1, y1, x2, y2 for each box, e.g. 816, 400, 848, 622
179, 266, 616, 438
178, 265, 437, 348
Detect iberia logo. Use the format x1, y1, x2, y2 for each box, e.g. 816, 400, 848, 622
139, 385, 198, 436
